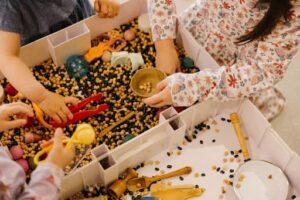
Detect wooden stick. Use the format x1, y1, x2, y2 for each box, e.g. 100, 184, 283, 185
98, 111, 135, 138
230, 113, 250, 160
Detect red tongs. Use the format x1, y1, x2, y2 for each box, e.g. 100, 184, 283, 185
49, 93, 108, 128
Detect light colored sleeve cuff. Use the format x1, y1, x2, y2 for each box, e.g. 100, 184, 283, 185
32, 163, 64, 189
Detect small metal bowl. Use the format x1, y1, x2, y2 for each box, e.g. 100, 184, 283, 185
130, 68, 166, 97
233, 160, 290, 200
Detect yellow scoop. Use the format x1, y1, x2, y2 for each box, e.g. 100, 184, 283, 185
34, 124, 95, 165
127, 167, 192, 192
151, 183, 205, 200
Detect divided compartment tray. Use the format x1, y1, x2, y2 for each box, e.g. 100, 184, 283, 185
47, 22, 91, 66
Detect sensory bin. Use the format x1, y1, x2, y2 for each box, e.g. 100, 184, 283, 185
68, 111, 300, 200
0, 18, 198, 198
1, 11, 300, 200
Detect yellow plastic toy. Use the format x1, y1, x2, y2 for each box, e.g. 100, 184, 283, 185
34, 124, 95, 165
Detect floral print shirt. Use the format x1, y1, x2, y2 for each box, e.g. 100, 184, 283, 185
0, 147, 63, 200
148, 0, 300, 107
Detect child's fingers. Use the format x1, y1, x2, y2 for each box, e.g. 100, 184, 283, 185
107, 6, 114, 17
156, 79, 168, 91
8, 102, 33, 111
60, 106, 73, 121
94, 0, 100, 12
3, 119, 27, 129
101, 4, 109, 16
150, 100, 166, 108
112, 3, 120, 17
53, 128, 64, 148
52, 113, 62, 124
143, 92, 164, 106
5, 104, 33, 117
57, 110, 68, 123
64, 96, 79, 106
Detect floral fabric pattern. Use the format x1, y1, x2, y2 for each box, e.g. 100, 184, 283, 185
148, 0, 300, 120
0, 147, 63, 200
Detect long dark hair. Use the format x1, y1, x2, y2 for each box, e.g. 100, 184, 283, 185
237, 0, 293, 44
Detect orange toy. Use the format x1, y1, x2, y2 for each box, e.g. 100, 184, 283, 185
84, 38, 126, 63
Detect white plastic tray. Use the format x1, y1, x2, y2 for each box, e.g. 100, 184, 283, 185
15, 0, 300, 199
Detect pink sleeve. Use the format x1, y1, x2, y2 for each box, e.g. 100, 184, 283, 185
18, 163, 64, 200
0, 147, 26, 200
0, 147, 64, 200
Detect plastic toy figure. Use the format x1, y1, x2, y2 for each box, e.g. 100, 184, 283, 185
65, 55, 89, 79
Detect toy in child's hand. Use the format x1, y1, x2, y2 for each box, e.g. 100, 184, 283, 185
108, 168, 138, 199
34, 124, 95, 165
127, 167, 192, 192
4, 83, 18, 96
65, 55, 89, 79
16, 113, 35, 128
84, 37, 126, 63
33, 93, 108, 129
24, 116, 35, 128
32, 103, 53, 129
50, 93, 108, 128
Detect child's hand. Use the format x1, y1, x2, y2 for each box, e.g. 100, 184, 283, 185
37, 91, 78, 124
0, 102, 34, 131
94, 0, 120, 18
154, 39, 180, 75
45, 129, 75, 169
143, 79, 173, 107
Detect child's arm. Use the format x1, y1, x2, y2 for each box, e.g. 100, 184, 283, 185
144, 12, 300, 107
18, 129, 74, 199
148, 0, 180, 74
0, 31, 78, 124
0, 147, 27, 199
